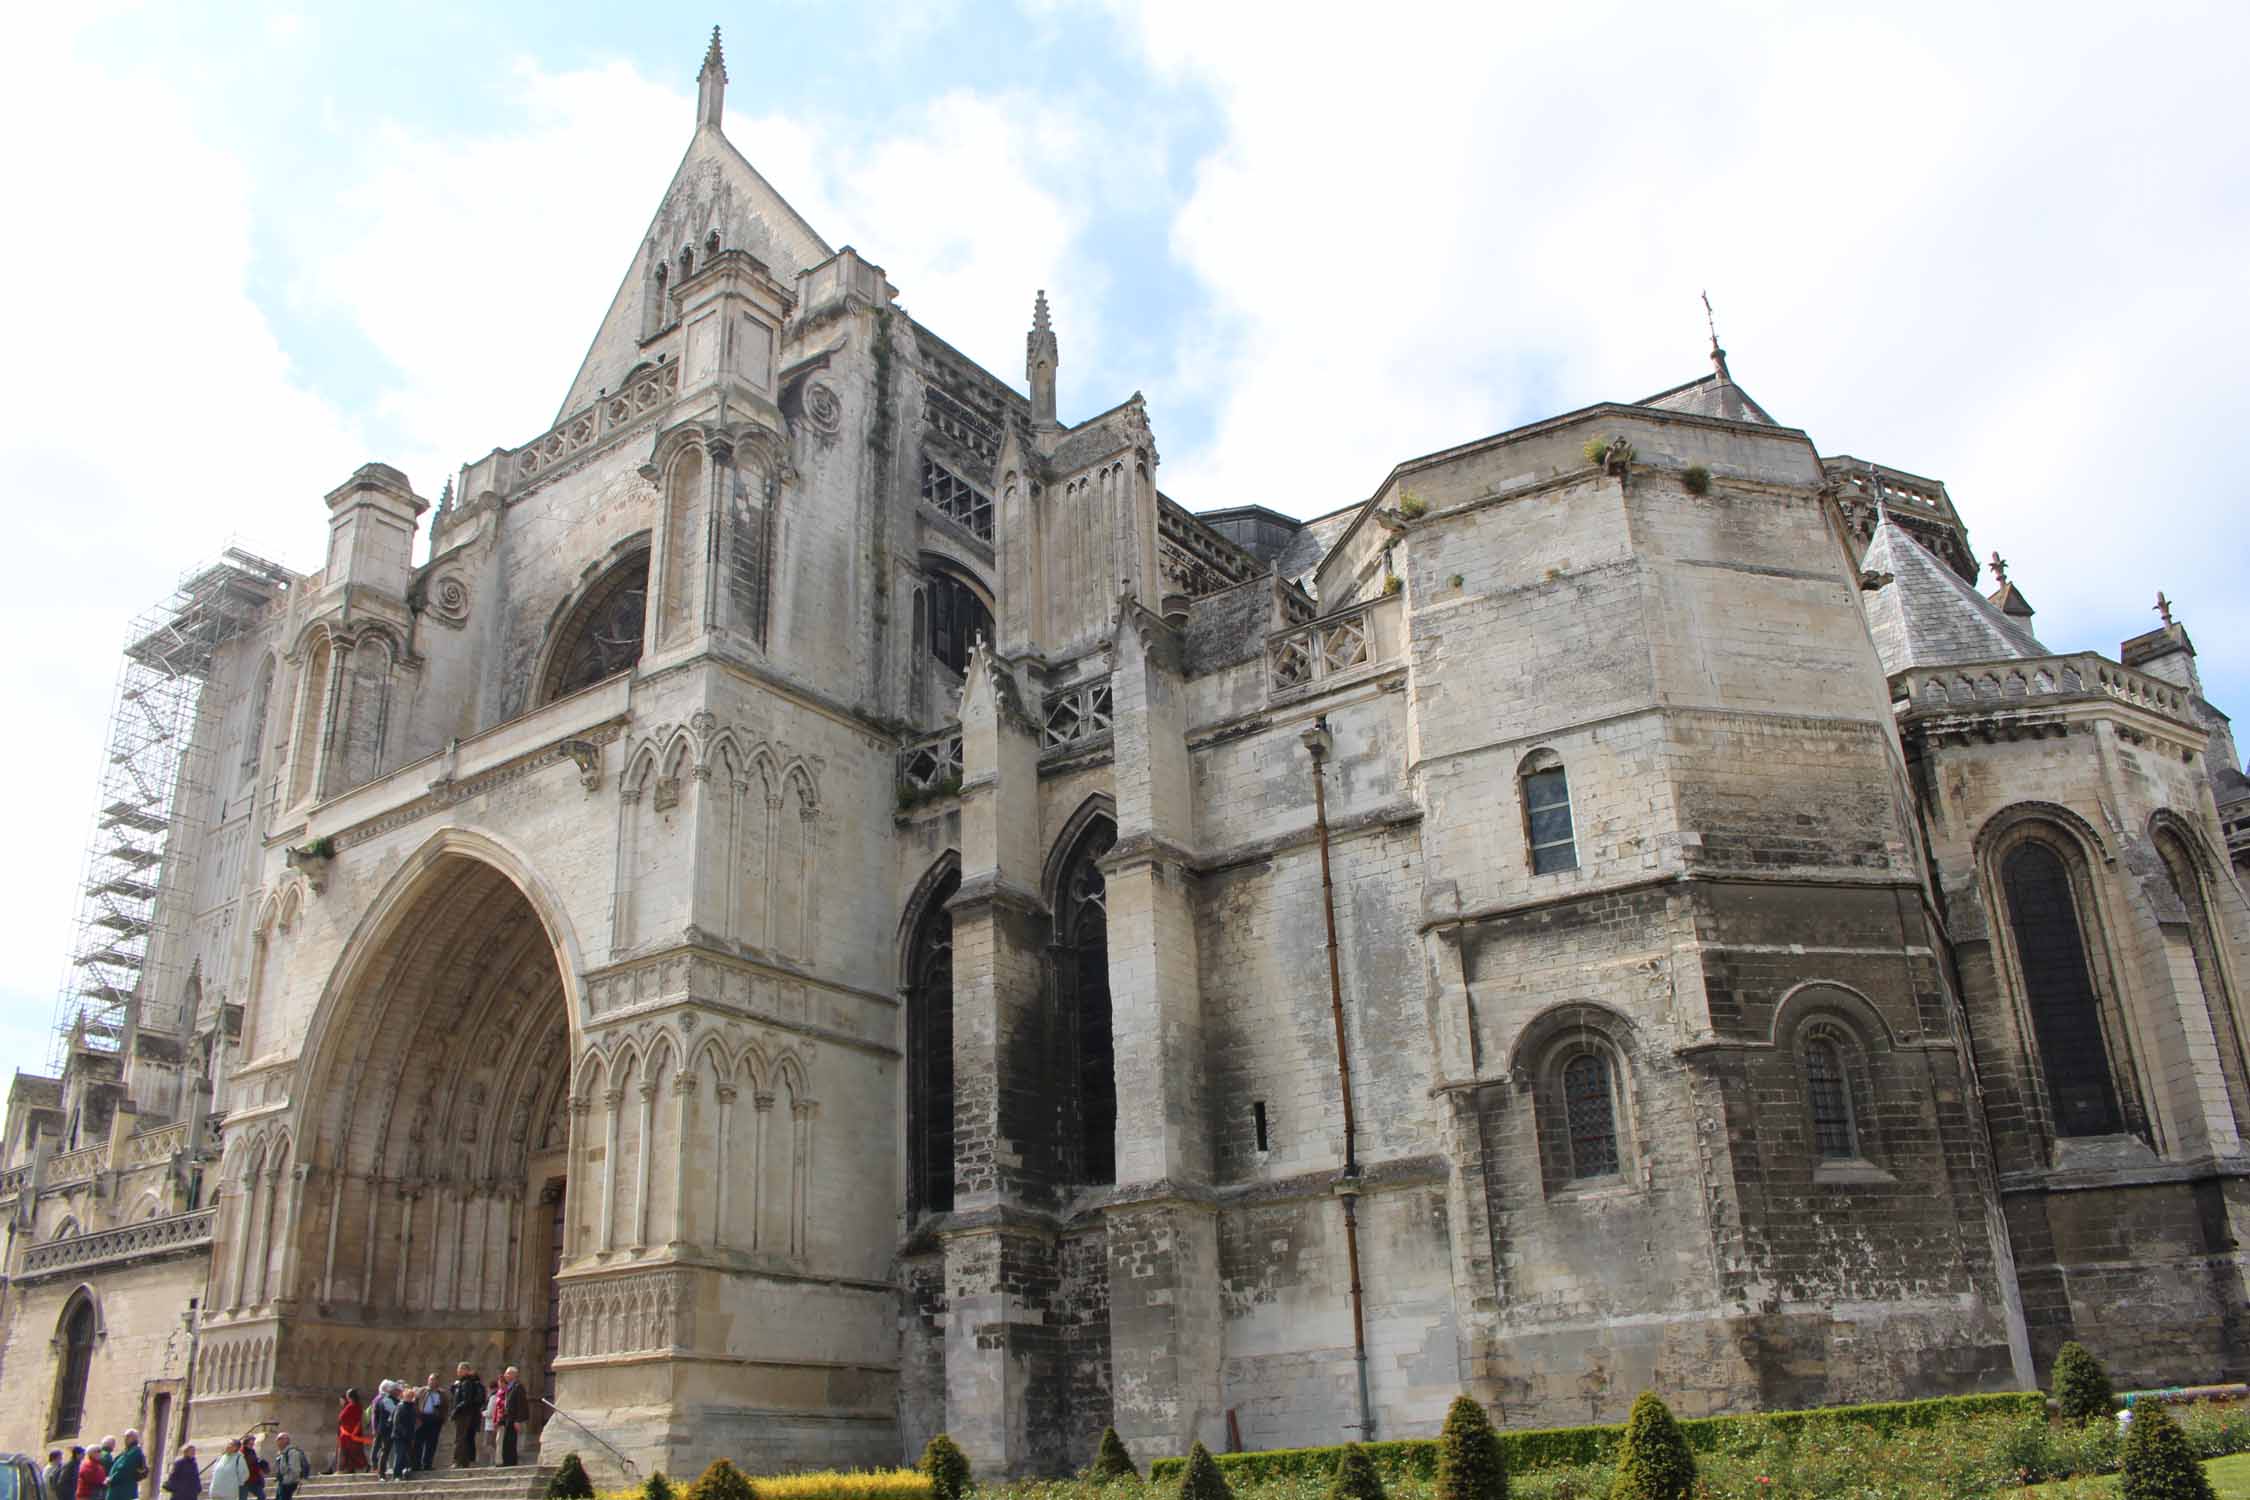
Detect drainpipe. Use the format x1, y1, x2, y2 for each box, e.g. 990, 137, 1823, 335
1301, 716, 1374, 1442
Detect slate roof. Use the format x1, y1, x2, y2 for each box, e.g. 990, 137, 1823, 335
1638, 366, 1776, 425
1860, 513, 2048, 676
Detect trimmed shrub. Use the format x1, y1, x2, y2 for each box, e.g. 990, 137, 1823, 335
1436, 1395, 1508, 1500
1326, 1444, 1386, 1500
689, 1459, 756, 1500
1143, 1392, 2051, 1483
2120, 1401, 2217, 1500
1177, 1443, 1231, 1500
1608, 1393, 1694, 1500
1088, 1428, 1138, 1482
2053, 1341, 2117, 1423
549, 1455, 596, 1500
643, 1473, 675, 1500
919, 1435, 971, 1500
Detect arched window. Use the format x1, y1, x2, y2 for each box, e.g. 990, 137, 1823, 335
926, 570, 994, 678
53, 1292, 96, 1438
1520, 751, 1577, 874
1804, 1035, 1857, 1159
2154, 825, 2250, 1128
241, 655, 275, 789
2002, 840, 2124, 1138
906, 866, 958, 1217
1561, 1052, 1619, 1178
542, 547, 650, 704
1055, 816, 1117, 1185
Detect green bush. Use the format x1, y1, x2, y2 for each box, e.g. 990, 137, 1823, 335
2053, 1342, 2116, 1423
548, 1455, 596, 1500
1681, 465, 1711, 496
1582, 438, 1611, 467
643, 1473, 675, 1500
1437, 1395, 1508, 1500
1088, 1428, 1138, 1482
1608, 1393, 1693, 1500
1326, 1444, 1386, 1500
2120, 1401, 2217, 1500
1399, 494, 1429, 520
1178, 1443, 1231, 1500
919, 1435, 971, 1500
688, 1460, 756, 1500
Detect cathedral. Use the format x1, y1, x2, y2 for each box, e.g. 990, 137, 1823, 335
5, 29, 2248, 1483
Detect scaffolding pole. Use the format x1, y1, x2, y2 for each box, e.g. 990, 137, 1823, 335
50, 549, 291, 1069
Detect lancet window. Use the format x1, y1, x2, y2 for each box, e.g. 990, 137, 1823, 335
2001, 839, 2124, 1138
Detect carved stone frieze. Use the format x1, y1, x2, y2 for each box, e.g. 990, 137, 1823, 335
557, 1268, 694, 1359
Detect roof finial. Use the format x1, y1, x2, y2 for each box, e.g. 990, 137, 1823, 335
1988, 550, 2007, 584
697, 25, 728, 131
1028, 290, 1059, 430
2156, 590, 2174, 626
1701, 289, 1730, 380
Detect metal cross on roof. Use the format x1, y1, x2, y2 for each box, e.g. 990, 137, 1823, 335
1989, 551, 2007, 584
2155, 590, 2174, 625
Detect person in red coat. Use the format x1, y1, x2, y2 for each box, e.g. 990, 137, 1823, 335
75, 1445, 107, 1500
337, 1390, 374, 1474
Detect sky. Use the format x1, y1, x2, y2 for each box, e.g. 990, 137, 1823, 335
1, 1, 2245, 1078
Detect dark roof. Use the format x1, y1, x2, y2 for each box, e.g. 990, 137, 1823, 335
1861, 514, 2048, 675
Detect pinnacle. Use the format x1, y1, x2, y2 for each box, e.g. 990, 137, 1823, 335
1033, 289, 1052, 334
701, 25, 727, 81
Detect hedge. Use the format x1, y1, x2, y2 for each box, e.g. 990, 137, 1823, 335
1146, 1392, 2047, 1480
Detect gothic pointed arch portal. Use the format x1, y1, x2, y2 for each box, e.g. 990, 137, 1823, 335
258, 852, 576, 1428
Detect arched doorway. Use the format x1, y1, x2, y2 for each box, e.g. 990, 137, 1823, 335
283, 851, 576, 1422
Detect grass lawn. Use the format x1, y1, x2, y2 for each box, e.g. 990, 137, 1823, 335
2031, 1451, 2250, 1496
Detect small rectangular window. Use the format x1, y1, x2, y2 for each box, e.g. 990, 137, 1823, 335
1252, 1100, 1269, 1153
1524, 767, 1578, 874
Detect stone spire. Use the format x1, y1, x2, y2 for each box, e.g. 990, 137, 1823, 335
697, 26, 727, 131
1028, 290, 1059, 430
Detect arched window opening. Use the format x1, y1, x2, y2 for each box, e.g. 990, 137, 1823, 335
1561, 1051, 1619, 1178
1805, 1035, 1857, 1159
1521, 755, 1578, 875
241, 656, 275, 790
2002, 840, 2124, 1138
927, 570, 993, 678
53, 1294, 96, 1438
543, 548, 651, 704
1056, 818, 1117, 1186
906, 867, 958, 1217
2155, 828, 2250, 1127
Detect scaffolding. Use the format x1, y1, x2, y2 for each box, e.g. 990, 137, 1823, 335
51, 549, 293, 1069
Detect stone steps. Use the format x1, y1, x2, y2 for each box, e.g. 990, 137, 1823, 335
302, 1466, 557, 1500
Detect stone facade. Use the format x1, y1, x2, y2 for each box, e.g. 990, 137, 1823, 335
6, 31, 2249, 1482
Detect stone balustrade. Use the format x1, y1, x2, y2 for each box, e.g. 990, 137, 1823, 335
17, 1207, 215, 1280
1267, 594, 1402, 698
46, 1144, 105, 1186
897, 725, 963, 800
1895, 652, 2193, 721
1041, 677, 1113, 755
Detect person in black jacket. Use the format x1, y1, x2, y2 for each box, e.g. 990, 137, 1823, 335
387, 1389, 420, 1480
448, 1364, 486, 1470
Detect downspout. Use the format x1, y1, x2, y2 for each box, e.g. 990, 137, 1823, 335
1301, 716, 1374, 1441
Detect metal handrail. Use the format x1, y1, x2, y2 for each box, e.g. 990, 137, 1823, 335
538, 1399, 638, 1481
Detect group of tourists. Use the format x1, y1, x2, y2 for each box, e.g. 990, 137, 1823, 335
335, 1364, 532, 1479
40, 1431, 149, 1500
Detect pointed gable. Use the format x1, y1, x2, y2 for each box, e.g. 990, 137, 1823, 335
1638, 369, 1775, 425
1860, 514, 2047, 677
554, 120, 832, 423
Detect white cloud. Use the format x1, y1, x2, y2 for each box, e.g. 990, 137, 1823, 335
1115, 0, 2250, 709
0, 23, 367, 1076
